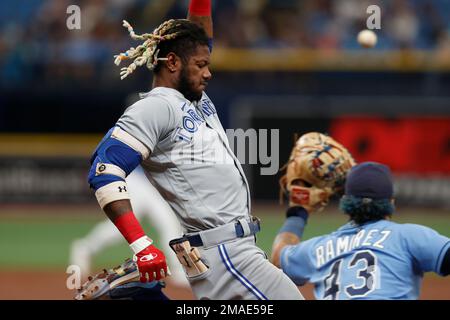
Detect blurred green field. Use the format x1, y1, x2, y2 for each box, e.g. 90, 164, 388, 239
0, 205, 449, 270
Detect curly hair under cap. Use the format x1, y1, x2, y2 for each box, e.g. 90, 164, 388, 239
114, 19, 209, 80
339, 195, 394, 225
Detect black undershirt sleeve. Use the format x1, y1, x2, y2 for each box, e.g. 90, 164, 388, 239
440, 247, 450, 276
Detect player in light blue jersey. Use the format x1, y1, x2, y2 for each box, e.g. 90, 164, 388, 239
271, 162, 450, 299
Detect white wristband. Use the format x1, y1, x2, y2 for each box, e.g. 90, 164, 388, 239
130, 236, 153, 254
95, 181, 130, 209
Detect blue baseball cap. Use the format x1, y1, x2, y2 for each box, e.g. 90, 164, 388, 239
345, 162, 394, 200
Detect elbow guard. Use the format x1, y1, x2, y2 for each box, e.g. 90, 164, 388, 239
88, 126, 150, 209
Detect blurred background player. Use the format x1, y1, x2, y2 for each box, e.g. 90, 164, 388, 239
70, 165, 189, 288
271, 162, 450, 299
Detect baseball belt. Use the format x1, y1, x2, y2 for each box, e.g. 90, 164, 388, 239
183, 216, 261, 248
169, 217, 261, 277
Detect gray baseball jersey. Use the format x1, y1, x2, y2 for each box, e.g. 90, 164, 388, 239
117, 87, 250, 233
117, 87, 304, 300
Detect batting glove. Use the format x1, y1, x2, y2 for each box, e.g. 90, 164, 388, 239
131, 236, 168, 283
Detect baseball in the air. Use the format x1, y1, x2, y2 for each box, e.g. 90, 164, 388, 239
357, 29, 377, 48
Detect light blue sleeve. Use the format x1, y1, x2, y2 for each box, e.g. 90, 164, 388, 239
116, 96, 176, 153
402, 224, 450, 275
280, 238, 318, 286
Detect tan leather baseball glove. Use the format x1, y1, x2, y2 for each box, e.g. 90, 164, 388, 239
279, 132, 356, 213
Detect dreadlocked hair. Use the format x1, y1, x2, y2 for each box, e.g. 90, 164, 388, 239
339, 195, 394, 225
114, 19, 209, 80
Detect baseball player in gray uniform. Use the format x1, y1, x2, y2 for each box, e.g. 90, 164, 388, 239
86, 0, 303, 300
